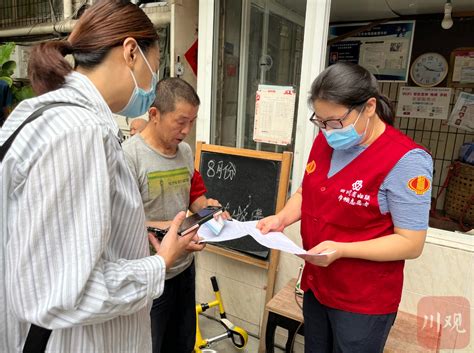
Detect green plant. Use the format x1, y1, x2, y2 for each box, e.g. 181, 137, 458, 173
0, 42, 34, 106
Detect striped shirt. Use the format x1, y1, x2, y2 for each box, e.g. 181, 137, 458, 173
329, 146, 433, 230
0, 71, 166, 353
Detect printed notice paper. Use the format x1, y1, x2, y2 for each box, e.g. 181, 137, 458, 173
253, 85, 296, 145
448, 92, 474, 132
198, 219, 335, 257
396, 87, 452, 120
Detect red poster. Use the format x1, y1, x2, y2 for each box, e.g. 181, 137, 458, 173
184, 40, 198, 76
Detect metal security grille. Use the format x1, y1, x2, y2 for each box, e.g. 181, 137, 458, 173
0, 0, 63, 29
380, 82, 474, 210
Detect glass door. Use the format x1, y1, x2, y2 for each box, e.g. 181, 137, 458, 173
213, 0, 306, 152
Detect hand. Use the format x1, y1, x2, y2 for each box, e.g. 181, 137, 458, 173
186, 233, 206, 252
147, 220, 172, 230
150, 212, 198, 268
218, 211, 231, 220
298, 241, 344, 267
148, 231, 161, 252
256, 215, 285, 234
422, 64, 442, 72
206, 198, 231, 220
206, 198, 221, 207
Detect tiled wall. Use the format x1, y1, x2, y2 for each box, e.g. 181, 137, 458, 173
400, 241, 473, 353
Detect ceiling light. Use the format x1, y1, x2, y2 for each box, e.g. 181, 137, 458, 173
441, 0, 453, 30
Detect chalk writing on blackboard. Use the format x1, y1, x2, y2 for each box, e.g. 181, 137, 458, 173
206, 160, 237, 181
223, 195, 264, 222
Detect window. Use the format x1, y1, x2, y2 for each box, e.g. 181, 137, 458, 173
0, 0, 63, 28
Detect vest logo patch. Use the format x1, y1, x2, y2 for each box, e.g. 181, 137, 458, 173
407, 176, 431, 195
338, 180, 371, 207
352, 180, 363, 191
306, 160, 316, 175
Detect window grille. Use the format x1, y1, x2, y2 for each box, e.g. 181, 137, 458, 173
381, 82, 474, 211
0, 0, 63, 29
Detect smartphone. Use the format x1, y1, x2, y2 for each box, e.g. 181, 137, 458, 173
178, 206, 223, 235
147, 226, 168, 240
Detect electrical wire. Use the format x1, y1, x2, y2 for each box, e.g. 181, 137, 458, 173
288, 290, 304, 352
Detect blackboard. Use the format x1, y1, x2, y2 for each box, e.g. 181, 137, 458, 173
195, 142, 292, 344
199, 151, 281, 259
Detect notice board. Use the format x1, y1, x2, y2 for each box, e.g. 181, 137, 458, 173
194, 142, 293, 304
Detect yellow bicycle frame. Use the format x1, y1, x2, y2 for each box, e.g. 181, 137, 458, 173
194, 276, 248, 352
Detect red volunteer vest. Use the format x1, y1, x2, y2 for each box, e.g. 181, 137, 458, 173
301, 124, 421, 314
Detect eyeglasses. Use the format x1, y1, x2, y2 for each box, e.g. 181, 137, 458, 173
309, 105, 358, 129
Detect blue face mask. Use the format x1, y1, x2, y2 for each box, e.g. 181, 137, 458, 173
322, 106, 368, 150
118, 46, 158, 117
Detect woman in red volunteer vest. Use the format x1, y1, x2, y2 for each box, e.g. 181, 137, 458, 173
257, 62, 433, 353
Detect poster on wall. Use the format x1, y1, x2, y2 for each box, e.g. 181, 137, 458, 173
328, 20, 415, 82
447, 92, 474, 132
451, 48, 474, 84
396, 87, 452, 120
253, 85, 296, 145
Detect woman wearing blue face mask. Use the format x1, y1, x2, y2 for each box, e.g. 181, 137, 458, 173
118, 45, 159, 117
0, 1, 197, 352
258, 62, 433, 353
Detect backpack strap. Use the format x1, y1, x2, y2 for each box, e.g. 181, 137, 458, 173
0, 102, 82, 162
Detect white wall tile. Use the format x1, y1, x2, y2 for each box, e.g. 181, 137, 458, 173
467, 254, 474, 310
217, 276, 264, 326
224, 312, 261, 337
195, 250, 218, 272
195, 267, 216, 304
454, 307, 473, 353
399, 289, 424, 315
215, 254, 266, 288
274, 252, 304, 294
404, 243, 471, 297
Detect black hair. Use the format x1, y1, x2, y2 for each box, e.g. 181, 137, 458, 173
152, 77, 200, 114
308, 62, 394, 125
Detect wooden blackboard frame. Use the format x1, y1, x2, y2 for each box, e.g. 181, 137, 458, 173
194, 141, 293, 311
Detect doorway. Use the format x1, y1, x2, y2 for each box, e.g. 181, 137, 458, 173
213, 0, 306, 152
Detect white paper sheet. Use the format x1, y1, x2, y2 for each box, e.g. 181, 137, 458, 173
198, 219, 335, 257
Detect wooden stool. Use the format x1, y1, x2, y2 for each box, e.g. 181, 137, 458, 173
260, 279, 304, 353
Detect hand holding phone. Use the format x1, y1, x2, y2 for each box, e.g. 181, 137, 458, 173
147, 226, 168, 240
178, 206, 223, 235
147, 206, 223, 241
152, 211, 199, 268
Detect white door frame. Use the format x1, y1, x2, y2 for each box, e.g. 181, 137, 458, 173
196, 0, 219, 143
291, 0, 332, 193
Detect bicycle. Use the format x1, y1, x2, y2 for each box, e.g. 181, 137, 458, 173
194, 276, 248, 352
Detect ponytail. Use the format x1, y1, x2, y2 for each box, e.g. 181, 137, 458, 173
28, 40, 73, 95
376, 94, 394, 126
27, 0, 158, 96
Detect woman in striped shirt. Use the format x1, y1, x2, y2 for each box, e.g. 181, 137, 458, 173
0, 1, 198, 352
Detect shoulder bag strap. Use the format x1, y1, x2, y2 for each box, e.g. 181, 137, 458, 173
0, 102, 81, 162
